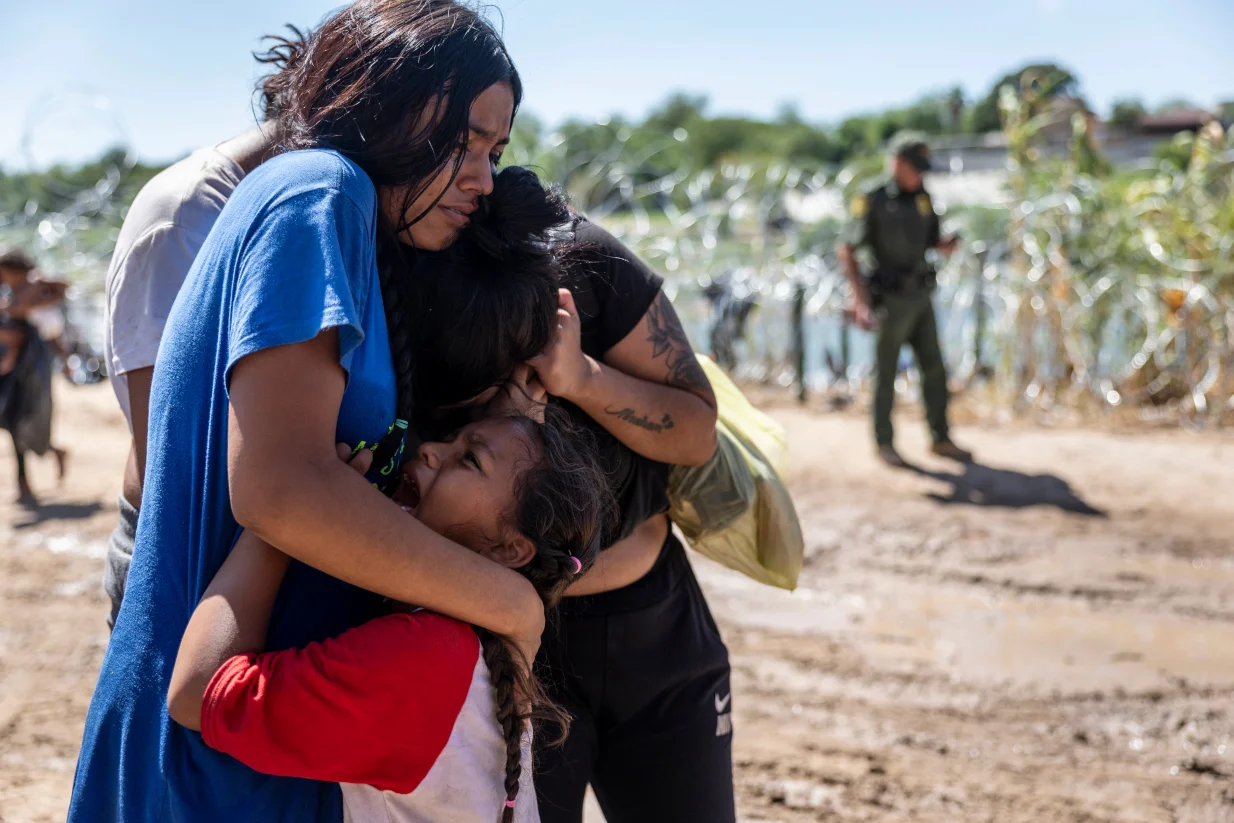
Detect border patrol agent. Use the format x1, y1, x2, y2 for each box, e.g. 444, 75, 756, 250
839, 132, 972, 467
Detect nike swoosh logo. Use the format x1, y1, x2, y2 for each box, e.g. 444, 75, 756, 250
715, 692, 732, 712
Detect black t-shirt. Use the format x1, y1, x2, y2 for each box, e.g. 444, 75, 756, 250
560, 220, 670, 547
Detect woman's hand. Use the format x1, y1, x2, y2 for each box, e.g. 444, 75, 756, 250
528, 289, 599, 403
554, 289, 719, 467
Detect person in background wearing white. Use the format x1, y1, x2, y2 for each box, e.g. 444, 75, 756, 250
100, 36, 294, 624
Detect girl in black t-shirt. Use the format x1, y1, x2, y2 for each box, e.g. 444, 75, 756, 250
531, 221, 735, 823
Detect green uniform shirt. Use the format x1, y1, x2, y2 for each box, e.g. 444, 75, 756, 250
845, 178, 942, 278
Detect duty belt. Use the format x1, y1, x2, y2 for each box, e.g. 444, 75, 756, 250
866, 267, 936, 296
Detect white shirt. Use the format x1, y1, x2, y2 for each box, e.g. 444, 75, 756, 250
340, 653, 540, 823
104, 146, 244, 429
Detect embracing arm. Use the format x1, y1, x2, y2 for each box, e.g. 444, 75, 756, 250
225, 330, 544, 657
566, 514, 668, 596
120, 366, 154, 506
534, 290, 718, 467
168, 446, 375, 730
167, 529, 290, 731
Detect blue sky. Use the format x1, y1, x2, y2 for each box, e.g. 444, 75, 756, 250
3, 0, 1232, 167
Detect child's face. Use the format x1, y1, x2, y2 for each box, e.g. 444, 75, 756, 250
392, 417, 538, 564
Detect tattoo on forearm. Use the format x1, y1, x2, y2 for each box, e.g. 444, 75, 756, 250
646, 291, 712, 397
606, 406, 675, 433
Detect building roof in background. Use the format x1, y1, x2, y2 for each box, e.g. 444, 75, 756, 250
1136, 109, 1215, 133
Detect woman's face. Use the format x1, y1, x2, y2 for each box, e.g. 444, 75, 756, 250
381, 82, 515, 251
392, 416, 538, 565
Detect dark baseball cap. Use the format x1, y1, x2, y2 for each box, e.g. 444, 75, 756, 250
888, 131, 932, 172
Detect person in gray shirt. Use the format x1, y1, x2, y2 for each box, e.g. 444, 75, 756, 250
99, 32, 298, 624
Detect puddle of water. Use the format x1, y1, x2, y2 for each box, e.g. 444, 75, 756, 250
694, 556, 1234, 695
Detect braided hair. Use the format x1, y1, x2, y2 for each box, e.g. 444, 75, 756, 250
475, 407, 614, 821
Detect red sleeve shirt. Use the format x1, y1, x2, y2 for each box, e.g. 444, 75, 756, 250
201, 611, 479, 795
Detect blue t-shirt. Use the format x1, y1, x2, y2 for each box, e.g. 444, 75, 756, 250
69, 149, 395, 822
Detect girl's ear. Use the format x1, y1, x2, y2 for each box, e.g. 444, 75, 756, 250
488, 533, 536, 570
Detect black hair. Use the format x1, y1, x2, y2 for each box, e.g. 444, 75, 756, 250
0, 249, 37, 275
407, 166, 573, 410
253, 25, 310, 120
256, 0, 526, 420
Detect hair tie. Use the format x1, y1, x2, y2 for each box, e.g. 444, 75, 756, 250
570, 556, 583, 575
505, 799, 516, 809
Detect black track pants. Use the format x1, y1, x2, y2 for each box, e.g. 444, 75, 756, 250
534, 533, 736, 823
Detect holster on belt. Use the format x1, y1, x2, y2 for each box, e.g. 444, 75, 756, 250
865, 268, 936, 303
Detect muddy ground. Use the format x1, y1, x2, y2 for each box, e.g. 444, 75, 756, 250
1, 382, 1232, 822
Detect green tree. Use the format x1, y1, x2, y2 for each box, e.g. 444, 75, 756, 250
1109, 98, 1146, 131
781, 125, 839, 165
968, 62, 1079, 133
774, 102, 804, 127
945, 87, 966, 133
689, 116, 771, 166
644, 93, 708, 133
1154, 131, 1195, 171
833, 115, 874, 158
898, 96, 947, 135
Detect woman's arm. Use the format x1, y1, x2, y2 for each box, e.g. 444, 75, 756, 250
167, 529, 291, 730
227, 330, 544, 662
168, 444, 375, 730
532, 290, 718, 467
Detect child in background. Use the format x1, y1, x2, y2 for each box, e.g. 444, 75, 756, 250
0, 248, 69, 502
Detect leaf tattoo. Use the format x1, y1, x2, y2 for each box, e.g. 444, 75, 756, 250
646, 291, 712, 397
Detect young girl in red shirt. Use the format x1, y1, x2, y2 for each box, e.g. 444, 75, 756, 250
168, 409, 608, 823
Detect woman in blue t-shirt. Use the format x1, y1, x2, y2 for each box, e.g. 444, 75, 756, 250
69, 4, 551, 822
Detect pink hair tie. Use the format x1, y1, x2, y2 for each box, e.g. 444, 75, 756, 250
570, 556, 583, 575
505, 799, 517, 809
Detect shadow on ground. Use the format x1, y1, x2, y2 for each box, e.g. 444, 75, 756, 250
905, 459, 1106, 516
12, 500, 105, 529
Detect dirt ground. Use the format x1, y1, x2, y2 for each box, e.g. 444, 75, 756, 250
2, 381, 1233, 823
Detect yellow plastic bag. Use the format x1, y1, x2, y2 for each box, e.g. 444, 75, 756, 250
668, 356, 804, 590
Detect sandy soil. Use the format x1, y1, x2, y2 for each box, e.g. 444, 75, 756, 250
2, 382, 1233, 822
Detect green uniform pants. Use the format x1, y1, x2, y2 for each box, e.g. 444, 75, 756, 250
872, 289, 950, 447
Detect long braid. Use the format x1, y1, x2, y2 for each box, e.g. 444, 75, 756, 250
467, 410, 615, 821
376, 240, 420, 422
476, 628, 526, 822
